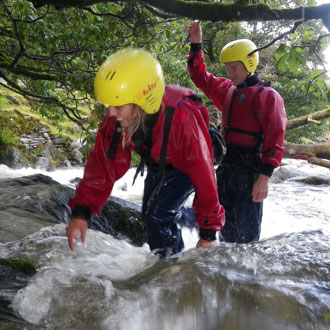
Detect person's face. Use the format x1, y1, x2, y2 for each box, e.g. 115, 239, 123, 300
224, 61, 249, 86
108, 104, 137, 128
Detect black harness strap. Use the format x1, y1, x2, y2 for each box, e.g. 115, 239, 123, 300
132, 158, 145, 185
106, 121, 121, 159
132, 106, 176, 184
223, 126, 263, 143
159, 106, 176, 178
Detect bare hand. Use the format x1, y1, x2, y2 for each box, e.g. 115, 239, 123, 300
252, 174, 269, 202
196, 239, 218, 248
188, 20, 202, 43
66, 218, 88, 252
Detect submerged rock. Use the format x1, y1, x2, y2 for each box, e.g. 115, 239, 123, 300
0, 259, 36, 328
0, 174, 146, 246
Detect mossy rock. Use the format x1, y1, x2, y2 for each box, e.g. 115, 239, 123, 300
0, 258, 36, 278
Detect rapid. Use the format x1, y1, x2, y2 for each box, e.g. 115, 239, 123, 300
0, 159, 329, 330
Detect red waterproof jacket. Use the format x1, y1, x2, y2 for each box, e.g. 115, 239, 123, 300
69, 84, 225, 232
188, 49, 287, 175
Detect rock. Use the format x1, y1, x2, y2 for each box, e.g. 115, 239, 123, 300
70, 148, 84, 165
61, 157, 72, 167
35, 156, 55, 171
70, 141, 83, 150
0, 259, 36, 278
271, 165, 309, 183
289, 175, 330, 185
0, 147, 31, 169
5, 95, 20, 105
0, 174, 146, 246
42, 141, 56, 160
52, 137, 69, 146
0, 259, 36, 327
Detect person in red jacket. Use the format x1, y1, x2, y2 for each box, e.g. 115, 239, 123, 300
187, 21, 286, 243
66, 48, 225, 257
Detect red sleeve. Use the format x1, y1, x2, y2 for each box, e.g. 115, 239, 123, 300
257, 88, 287, 169
69, 115, 131, 215
169, 102, 225, 232
187, 49, 232, 110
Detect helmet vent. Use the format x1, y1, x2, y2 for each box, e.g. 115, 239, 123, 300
106, 70, 116, 81
145, 95, 156, 104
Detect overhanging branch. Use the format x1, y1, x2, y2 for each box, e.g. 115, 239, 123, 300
29, 0, 330, 27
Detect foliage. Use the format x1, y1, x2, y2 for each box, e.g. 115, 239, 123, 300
0, 0, 329, 149
0, 127, 18, 148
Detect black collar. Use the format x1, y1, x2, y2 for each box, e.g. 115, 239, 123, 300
237, 73, 261, 89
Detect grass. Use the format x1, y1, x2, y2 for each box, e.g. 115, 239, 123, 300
0, 85, 91, 143
0, 127, 19, 148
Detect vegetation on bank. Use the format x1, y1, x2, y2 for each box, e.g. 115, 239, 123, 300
0, 85, 144, 166
0, 84, 91, 165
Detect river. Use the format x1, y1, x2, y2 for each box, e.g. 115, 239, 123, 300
0, 159, 329, 330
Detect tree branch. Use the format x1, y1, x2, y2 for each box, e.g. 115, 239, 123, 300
0, 52, 58, 80
0, 69, 88, 130
286, 108, 330, 130
29, 0, 330, 27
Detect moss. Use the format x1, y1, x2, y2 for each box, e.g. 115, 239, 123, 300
0, 258, 36, 276
0, 109, 42, 136
101, 200, 146, 246
324, 312, 330, 323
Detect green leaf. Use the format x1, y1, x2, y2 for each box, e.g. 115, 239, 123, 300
275, 53, 289, 72
302, 30, 313, 43
288, 49, 306, 74
274, 44, 289, 62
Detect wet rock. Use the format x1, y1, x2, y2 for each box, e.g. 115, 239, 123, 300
289, 175, 330, 185
0, 148, 31, 169
271, 165, 308, 183
0, 259, 36, 328
0, 259, 36, 278
0, 174, 146, 246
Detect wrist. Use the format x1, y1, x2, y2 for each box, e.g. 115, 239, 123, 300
71, 205, 91, 226
199, 228, 216, 241
190, 43, 202, 52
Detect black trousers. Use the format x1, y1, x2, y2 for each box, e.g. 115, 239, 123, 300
216, 163, 262, 243
142, 168, 194, 257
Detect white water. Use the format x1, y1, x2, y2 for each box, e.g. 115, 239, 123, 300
1, 159, 329, 330
0, 159, 328, 247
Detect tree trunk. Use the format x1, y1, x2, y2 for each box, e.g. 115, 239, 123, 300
284, 142, 330, 169
284, 108, 330, 168
286, 108, 330, 130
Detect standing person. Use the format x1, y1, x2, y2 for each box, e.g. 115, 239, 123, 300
187, 21, 286, 243
66, 48, 225, 257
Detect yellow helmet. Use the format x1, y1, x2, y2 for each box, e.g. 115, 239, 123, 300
94, 48, 165, 114
219, 39, 259, 73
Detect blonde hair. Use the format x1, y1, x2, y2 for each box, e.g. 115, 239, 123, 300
121, 104, 146, 148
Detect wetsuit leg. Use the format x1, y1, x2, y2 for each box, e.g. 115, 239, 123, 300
216, 165, 262, 243
142, 168, 194, 257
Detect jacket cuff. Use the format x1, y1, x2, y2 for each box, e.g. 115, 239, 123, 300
71, 205, 92, 224
260, 163, 275, 177
190, 43, 202, 52
199, 228, 216, 241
